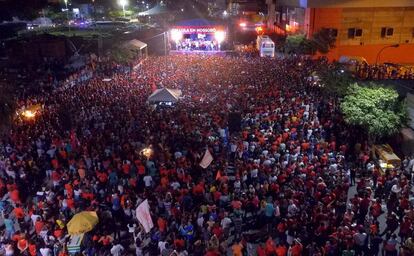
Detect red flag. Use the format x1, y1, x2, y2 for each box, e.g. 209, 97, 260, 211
216, 170, 221, 181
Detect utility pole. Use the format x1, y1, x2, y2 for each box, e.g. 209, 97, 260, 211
164, 31, 168, 72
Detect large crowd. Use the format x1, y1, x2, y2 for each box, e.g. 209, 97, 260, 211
1, 53, 414, 256
355, 62, 414, 80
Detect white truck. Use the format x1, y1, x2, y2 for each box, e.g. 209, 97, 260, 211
256, 35, 275, 57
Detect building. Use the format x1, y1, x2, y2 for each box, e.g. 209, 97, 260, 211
267, 0, 414, 64
228, 0, 262, 16
207, 0, 226, 16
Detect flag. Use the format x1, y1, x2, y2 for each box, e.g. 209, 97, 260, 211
136, 200, 153, 233
199, 149, 213, 169
216, 170, 221, 180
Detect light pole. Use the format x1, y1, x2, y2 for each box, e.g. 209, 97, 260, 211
118, 0, 128, 18
375, 44, 399, 64
64, 0, 70, 32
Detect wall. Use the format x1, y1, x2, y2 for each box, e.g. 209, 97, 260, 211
307, 8, 342, 36
338, 7, 414, 46
309, 7, 414, 64
320, 43, 414, 64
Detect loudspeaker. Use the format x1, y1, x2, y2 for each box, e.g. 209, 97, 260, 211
228, 112, 242, 133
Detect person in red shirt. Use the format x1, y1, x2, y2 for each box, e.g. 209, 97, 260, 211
34, 217, 44, 235
289, 239, 303, 256
275, 242, 287, 256
370, 199, 382, 220
28, 241, 36, 256
256, 243, 266, 256
13, 205, 25, 221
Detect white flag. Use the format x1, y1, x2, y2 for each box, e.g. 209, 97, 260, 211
136, 199, 153, 233
199, 149, 213, 169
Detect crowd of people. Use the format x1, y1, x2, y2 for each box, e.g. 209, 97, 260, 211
355, 62, 414, 80
1, 53, 414, 256
173, 39, 221, 51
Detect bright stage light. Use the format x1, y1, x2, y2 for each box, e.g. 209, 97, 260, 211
118, 0, 128, 6
141, 147, 153, 158
215, 31, 225, 43
239, 22, 246, 27
256, 26, 263, 33
22, 110, 36, 119
171, 29, 183, 42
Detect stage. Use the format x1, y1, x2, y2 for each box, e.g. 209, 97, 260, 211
170, 50, 229, 56
169, 19, 227, 53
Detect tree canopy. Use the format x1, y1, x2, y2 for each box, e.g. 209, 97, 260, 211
318, 63, 354, 97
340, 83, 407, 140
284, 28, 336, 55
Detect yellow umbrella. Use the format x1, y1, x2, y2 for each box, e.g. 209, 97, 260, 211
67, 211, 99, 235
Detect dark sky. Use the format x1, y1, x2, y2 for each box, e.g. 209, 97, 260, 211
0, 0, 49, 20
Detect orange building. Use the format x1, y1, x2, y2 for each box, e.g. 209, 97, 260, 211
266, 0, 414, 64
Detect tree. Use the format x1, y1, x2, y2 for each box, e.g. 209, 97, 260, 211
340, 83, 407, 141
284, 28, 336, 55
319, 63, 355, 97
311, 28, 336, 54
285, 34, 315, 54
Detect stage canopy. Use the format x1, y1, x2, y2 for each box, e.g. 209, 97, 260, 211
120, 39, 148, 59
148, 88, 182, 104
122, 39, 147, 50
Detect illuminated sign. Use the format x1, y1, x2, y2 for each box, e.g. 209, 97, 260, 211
172, 27, 217, 34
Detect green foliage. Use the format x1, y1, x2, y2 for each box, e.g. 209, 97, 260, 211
285, 34, 314, 54
108, 9, 135, 19
319, 63, 354, 97
284, 28, 336, 55
341, 83, 407, 140
45, 7, 68, 22
312, 28, 336, 54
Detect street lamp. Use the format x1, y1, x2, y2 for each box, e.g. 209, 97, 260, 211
118, 0, 128, 18
375, 44, 399, 64
64, 0, 70, 31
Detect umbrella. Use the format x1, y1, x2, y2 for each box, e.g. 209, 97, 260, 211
67, 211, 99, 235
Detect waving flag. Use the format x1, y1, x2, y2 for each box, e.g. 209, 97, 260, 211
136, 200, 153, 233
199, 149, 213, 169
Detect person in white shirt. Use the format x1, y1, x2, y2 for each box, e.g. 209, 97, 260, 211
143, 175, 153, 187
221, 215, 232, 230
110, 243, 124, 256
40, 246, 52, 256
158, 241, 168, 254
5, 243, 14, 256
127, 222, 136, 233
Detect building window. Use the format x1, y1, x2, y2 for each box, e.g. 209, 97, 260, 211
381, 27, 394, 38
348, 28, 362, 39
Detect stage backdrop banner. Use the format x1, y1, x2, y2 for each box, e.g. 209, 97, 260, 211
199, 149, 213, 169
136, 200, 154, 233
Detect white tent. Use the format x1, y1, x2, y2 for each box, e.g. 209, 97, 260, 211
148, 88, 182, 104
122, 39, 148, 59
123, 39, 147, 50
